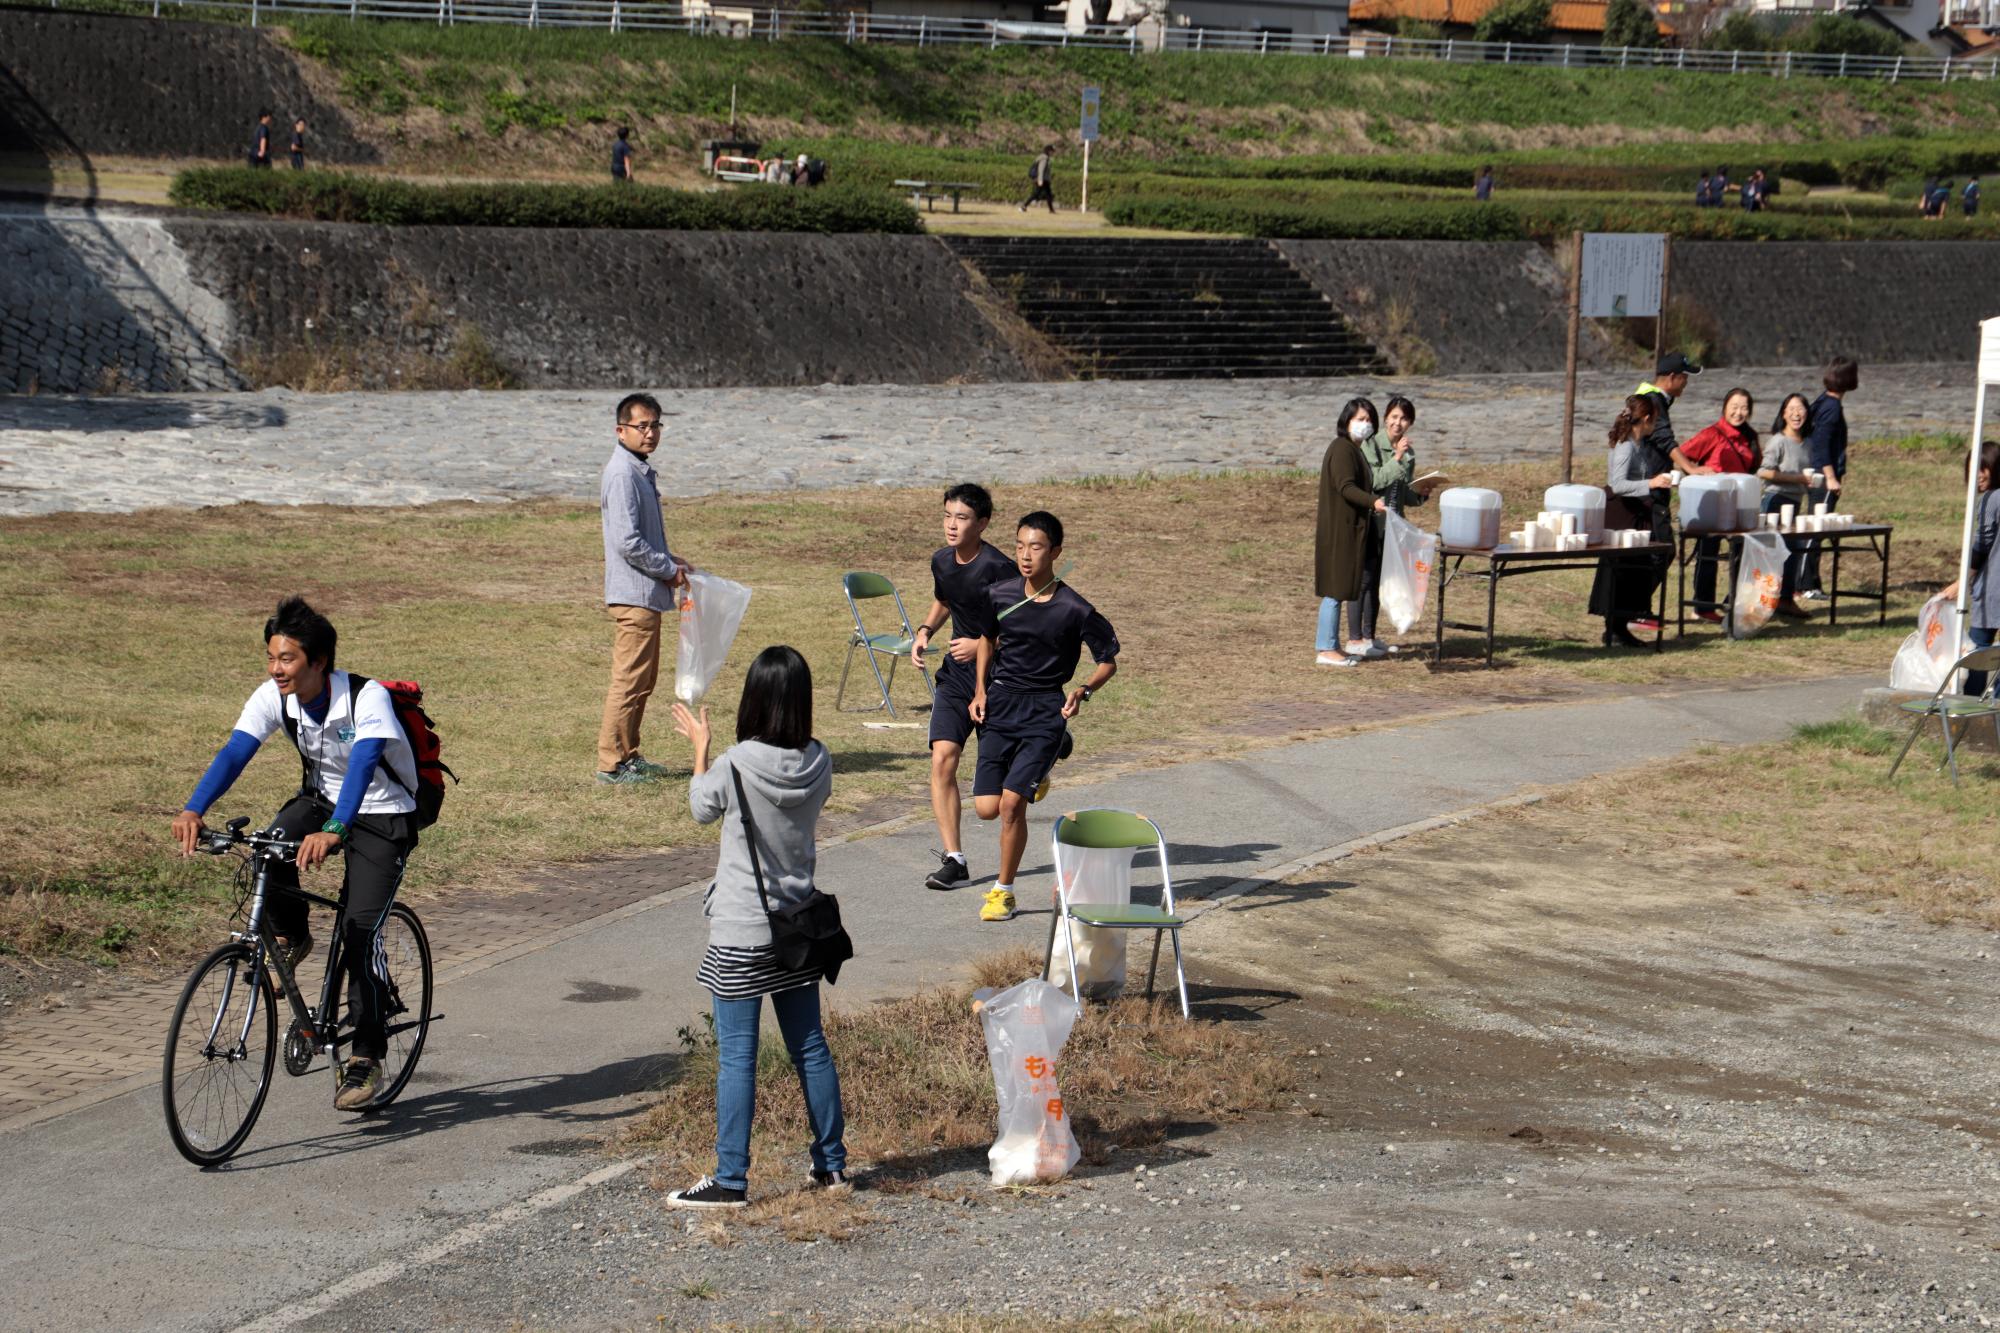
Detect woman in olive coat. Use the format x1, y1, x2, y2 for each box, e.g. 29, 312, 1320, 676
1315, 397, 1387, 668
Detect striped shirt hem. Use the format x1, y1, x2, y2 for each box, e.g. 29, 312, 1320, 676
697, 944, 821, 1000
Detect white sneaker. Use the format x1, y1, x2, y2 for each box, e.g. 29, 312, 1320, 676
1362, 641, 1390, 659
1316, 651, 1360, 669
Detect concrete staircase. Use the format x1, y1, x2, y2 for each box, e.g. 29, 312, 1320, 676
948, 236, 1384, 380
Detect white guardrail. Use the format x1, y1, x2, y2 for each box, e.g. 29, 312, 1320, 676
72, 0, 2000, 84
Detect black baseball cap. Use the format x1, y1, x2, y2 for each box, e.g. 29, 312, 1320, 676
1655, 352, 1703, 377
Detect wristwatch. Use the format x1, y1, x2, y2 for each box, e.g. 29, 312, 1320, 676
1079, 686, 1094, 703
320, 818, 348, 840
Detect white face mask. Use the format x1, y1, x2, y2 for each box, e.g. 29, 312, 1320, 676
1349, 421, 1376, 443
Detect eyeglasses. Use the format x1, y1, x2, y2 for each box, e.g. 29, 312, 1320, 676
619, 420, 663, 434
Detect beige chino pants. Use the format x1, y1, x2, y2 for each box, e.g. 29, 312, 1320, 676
597, 605, 663, 774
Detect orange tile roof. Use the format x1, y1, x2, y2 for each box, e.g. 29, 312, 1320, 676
1349, 0, 1670, 35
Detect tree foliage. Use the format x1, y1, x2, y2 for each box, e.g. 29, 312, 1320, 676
1603, 0, 1660, 50
1472, 0, 1554, 44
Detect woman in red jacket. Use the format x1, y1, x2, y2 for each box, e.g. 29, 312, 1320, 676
1674, 387, 1759, 624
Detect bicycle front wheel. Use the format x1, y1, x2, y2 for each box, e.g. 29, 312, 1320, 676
369, 904, 433, 1109
163, 942, 277, 1166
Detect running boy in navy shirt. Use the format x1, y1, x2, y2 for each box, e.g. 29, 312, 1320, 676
910, 483, 1016, 893
969, 510, 1119, 923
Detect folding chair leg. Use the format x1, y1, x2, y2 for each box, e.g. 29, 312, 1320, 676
864, 647, 897, 718
1886, 715, 1927, 780
1943, 714, 1963, 788
1145, 929, 1163, 1001
1060, 916, 1083, 1009
1041, 910, 1062, 983
836, 640, 860, 712
1168, 928, 1189, 1019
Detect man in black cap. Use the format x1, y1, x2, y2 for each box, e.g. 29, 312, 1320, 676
1624, 352, 1700, 631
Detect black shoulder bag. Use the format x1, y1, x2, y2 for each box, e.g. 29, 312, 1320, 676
730, 766, 853, 985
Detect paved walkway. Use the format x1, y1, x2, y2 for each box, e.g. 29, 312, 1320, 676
0, 673, 1869, 1331
0, 364, 1970, 515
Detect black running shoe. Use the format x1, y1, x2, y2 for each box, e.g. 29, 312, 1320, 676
1056, 728, 1074, 764
925, 854, 970, 892
666, 1176, 747, 1209
810, 1169, 855, 1193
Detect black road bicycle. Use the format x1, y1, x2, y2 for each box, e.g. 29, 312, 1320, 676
162, 817, 437, 1166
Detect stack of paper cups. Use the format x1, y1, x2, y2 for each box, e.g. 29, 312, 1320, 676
1780, 504, 1796, 527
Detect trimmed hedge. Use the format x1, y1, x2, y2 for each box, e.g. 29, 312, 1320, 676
1103, 193, 2000, 242
168, 167, 924, 233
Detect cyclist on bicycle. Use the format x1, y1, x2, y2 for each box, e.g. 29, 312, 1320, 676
171, 596, 421, 1112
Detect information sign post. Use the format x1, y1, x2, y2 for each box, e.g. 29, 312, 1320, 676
1079, 85, 1100, 213
1561, 232, 1667, 482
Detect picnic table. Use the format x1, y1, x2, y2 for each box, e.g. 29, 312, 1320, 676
1432, 537, 1674, 668
893, 179, 981, 213
1676, 521, 1893, 639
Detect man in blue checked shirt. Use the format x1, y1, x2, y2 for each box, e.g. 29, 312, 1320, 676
598, 392, 694, 785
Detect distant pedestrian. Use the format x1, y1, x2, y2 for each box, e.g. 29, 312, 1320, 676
1712, 166, 1730, 206
1019, 145, 1056, 213
288, 118, 307, 170
611, 127, 635, 183
1935, 180, 1956, 220
1965, 175, 1982, 217
1696, 172, 1713, 207
1919, 176, 1939, 218
248, 109, 272, 169
1474, 165, 1494, 201
1740, 168, 1766, 212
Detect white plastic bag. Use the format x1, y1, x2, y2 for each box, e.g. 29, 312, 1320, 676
1046, 845, 1132, 1000
974, 978, 1082, 1187
1889, 593, 1962, 693
1730, 532, 1788, 639
674, 572, 753, 705
1380, 510, 1439, 634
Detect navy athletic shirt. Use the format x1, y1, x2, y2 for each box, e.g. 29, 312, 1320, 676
985, 578, 1119, 695
932, 541, 1015, 641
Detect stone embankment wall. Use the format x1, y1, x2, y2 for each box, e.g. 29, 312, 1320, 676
0, 9, 376, 165
6, 217, 2000, 395
0, 217, 1038, 392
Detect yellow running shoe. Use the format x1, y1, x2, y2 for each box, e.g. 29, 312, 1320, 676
1032, 773, 1051, 803
980, 887, 1017, 922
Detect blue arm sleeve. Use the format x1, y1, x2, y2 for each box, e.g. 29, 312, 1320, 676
186, 730, 263, 814
329, 738, 387, 830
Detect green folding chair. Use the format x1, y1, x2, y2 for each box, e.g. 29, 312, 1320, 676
836, 572, 934, 718
1887, 644, 2000, 788
1043, 809, 1189, 1019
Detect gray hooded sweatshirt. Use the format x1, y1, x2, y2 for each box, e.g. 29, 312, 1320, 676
690, 739, 832, 949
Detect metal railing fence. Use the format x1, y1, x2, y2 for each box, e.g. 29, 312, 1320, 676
66, 0, 2000, 84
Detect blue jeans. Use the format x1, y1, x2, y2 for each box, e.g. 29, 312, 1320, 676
711, 984, 845, 1192
1316, 597, 1345, 652
1966, 624, 1996, 699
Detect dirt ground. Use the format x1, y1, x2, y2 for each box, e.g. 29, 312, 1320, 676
287, 771, 1999, 1331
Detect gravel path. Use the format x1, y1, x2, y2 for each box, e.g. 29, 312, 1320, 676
0, 364, 1972, 517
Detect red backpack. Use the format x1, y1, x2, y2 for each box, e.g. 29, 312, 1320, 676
284, 674, 455, 828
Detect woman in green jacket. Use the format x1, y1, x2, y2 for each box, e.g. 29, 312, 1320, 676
1346, 394, 1438, 657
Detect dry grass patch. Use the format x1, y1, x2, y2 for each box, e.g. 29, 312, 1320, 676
0, 446, 1965, 970
621, 948, 1293, 1194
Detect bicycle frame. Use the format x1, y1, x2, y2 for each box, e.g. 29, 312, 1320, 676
232, 838, 353, 1067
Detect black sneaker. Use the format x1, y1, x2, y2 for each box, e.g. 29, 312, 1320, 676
1055, 728, 1074, 765
925, 854, 970, 892
810, 1169, 854, 1194
666, 1176, 747, 1209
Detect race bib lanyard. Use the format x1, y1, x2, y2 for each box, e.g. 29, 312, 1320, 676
996, 562, 1074, 622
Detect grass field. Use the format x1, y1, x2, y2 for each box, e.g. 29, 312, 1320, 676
0, 439, 1972, 973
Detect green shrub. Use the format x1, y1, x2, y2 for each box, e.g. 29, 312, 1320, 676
1603, 0, 1660, 50
1782, 14, 1904, 59
1474, 0, 1554, 44
1103, 190, 2000, 241
167, 167, 924, 233
1703, 12, 1776, 51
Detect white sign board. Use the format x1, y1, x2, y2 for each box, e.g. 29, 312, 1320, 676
1080, 85, 1101, 143
1981, 315, 2000, 386
1579, 232, 1666, 319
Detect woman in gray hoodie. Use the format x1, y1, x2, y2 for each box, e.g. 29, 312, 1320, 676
666, 645, 847, 1209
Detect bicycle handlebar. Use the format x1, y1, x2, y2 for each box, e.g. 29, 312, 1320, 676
198, 820, 341, 861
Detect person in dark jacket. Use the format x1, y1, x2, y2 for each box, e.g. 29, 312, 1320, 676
249, 108, 273, 168
1626, 352, 1698, 629
1019, 145, 1056, 213
1940, 441, 2000, 696
1798, 357, 1857, 599
1315, 398, 1386, 668
1696, 172, 1713, 207
1590, 395, 1676, 648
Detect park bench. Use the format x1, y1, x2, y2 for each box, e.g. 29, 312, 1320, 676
893, 179, 981, 213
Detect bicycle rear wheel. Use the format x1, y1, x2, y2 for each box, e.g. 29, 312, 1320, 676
163, 942, 277, 1166
369, 904, 433, 1109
